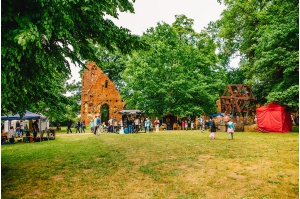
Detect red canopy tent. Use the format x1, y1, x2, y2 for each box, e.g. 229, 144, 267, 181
256, 102, 292, 133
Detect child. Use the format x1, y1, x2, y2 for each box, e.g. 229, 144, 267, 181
209, 118, 219, 140
227, 118, 235, 140
191, 120, 194, 130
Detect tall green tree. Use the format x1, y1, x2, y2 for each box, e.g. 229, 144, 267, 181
121, 15, 226, 117
216, 0, 299, 110
1, 0, 143, 116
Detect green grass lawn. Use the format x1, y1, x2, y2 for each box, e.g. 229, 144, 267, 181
1, 127, 298, 199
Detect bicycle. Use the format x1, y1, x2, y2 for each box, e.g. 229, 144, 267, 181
99, 124, 108, 133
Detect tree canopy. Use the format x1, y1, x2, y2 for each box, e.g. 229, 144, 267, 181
120, 15, 226, 117
1, 0, 143, 116
215, 0, 299, 110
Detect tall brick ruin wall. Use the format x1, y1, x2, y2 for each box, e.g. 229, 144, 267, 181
80, 62, 126, 125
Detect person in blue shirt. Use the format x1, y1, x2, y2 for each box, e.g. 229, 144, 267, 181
94, 115, 101, 135
145, 118, 151, 133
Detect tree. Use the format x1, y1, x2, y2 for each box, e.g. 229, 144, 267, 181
216, 0, 299, 110
121, 15, 226, 117
92, 46, 129, 90
1, 0, 143, 116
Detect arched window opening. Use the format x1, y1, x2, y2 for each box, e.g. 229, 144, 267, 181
101, 104, 109, 125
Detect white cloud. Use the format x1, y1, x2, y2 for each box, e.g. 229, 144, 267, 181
70, 1, 232, 81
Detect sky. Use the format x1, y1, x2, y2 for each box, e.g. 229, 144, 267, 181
69, 1, 228, 82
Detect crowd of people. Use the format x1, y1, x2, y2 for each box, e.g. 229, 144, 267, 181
66, 118, 86, 134
3, 119, 39, 144
62, 111, 300, 140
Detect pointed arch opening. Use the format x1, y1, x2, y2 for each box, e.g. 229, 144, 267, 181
101, 104, 109, 125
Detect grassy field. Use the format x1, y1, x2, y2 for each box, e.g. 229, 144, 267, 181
1, 127, 298, 199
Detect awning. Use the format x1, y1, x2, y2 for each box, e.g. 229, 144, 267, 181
118, 110, 145, 115
1, 110, 47, 121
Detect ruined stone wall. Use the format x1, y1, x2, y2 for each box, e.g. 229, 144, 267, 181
80, 62, 126, 125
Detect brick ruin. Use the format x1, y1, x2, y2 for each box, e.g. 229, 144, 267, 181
80, 61, 126, 125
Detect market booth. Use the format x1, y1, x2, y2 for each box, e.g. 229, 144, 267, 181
256, 102, 292, 133
1, 110, 54, 143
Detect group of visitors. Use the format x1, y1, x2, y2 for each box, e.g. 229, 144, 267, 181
65, 113, 236, 140
209, 117, 235, 140
75, 120, 85, 133
5, 119, 38, 144
66, 118, 85, 134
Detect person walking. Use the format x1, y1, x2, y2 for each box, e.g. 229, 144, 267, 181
75, 121, 81, 133
66, 118, 73, 134
81, 120, 85, 133
154, 117, 160, 132
227, 118, 235, 140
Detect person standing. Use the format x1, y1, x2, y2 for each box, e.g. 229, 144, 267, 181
198, 116, 203, 131
94, 115, 101, 135
201, 116, 205, 132
113, 118, 118, 133
8, 126, 15, 144
66, 118, 73, 134
119, 118, 124, 134
32, 120, 39, 138
154, 117, 160, 132
209, 118, 219, 140
15, 120, 21, 137
89, 119, 94, 133
224, 114, 229, 132
191, 120, 194, 130
20, 120, 24, 136
127, 118, 133, 133
134, 117, 140, 133
227, 118, 235, 140
185, 120, 188, 131
145, 118, 151, 133
181, 120, 185, 130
